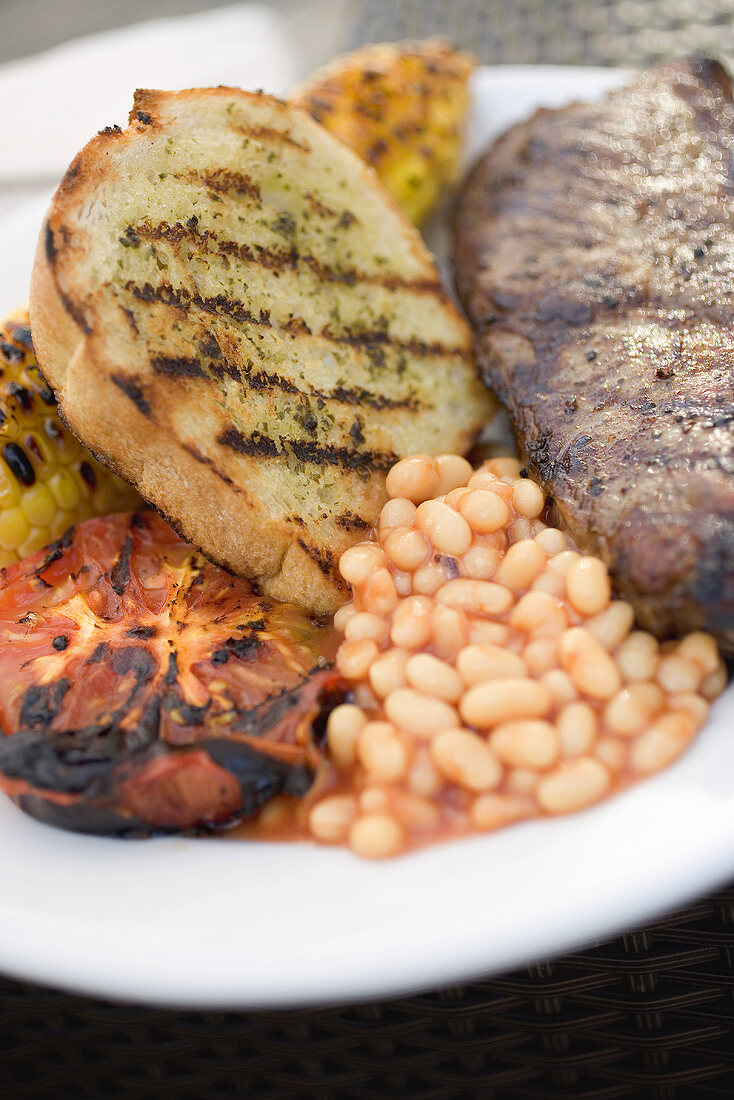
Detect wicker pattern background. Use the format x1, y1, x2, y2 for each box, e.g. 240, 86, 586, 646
3, 1, 734, 1096
350, 0, 734, 67
3, 884, 734, 1097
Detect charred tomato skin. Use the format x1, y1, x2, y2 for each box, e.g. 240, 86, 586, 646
0, 512, 345, 835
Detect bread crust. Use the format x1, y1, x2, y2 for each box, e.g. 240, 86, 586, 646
31, 86, 491, 613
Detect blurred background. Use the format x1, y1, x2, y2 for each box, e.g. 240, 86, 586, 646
3, 0, 734, 67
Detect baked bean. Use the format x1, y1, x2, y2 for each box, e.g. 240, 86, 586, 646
559, 627, 622, 699
456, 643, 527, 686
322, 453, 721, 858
458, 489, 509, 533
512, 479, 545, 518
547, 550, 581, 579
510, 517, 534, 542
444, 486, 471, 509
461, 544, 503, 580
604, 683, 664, 736
460, 678, 552, 729
353, 683, 378, 711
630, 713, 696, 774
345, 611, 389, 644
385, 455, 440, 503
333, 602, 356, 632
595, 737, 626, 772
489, 478, 515, 503
368, 648, 409, 698
339, 543, 386, 585
258, 796, 292, 831
392, 792, 441, 830
435, 453, 473, 495
430, 729, 503, 791
677, 633, 721, 677
349, 814, 404, 858
523, 638, 559, 674
542, 669, 578, 706
361, 568, 399, 616
408, 749, 443, 796
507, 768, 540, 794
490, 720, 559, 769
385, 688, 458, 738
383, 527, 429, 572
309, 796, 358, 842
496, 539, 546, 591
358, 722, 410, 783
537, 758, 611, 814
471, 793, 532, 831
415, 500, 473, 556
534, 527, 567, 556
359, 788, 390, 813
557, 702, 597, 756
615, 632, 659, 682
431, 604, 470, 660
585, 601, 634, 650
668, 693, 709, 726
393, 571, 412, 597
701, 666, 727, 700
468, 620, 511, 646
379, 496, 417, 533
327, 704, 366, 767
412, 562, 444, 595
390, 595, 433, 649
530, 573, 565, 599
337, 638, 379, 679
406, 653, 463, 703
565, 557, 611, 616
511, 591, 567, 637
656, 655, 702, 694
437, 578, 513, 617
467, 468, 499, 491
486, 457, 523, 480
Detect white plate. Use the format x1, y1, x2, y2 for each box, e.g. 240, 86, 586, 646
0, 65, 731, 1009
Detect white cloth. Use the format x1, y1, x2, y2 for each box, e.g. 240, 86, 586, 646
0, 1, 351, 216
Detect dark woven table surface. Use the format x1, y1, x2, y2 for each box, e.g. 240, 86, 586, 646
2, 2, 734, 1096
3, 884, 734, 1098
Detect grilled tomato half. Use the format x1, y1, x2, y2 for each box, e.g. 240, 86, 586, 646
0, 511, 343, 835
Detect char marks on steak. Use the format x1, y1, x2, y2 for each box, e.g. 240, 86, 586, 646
454, 55, 734, 651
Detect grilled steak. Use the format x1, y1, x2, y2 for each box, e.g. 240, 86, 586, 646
0, 512, 343, 835
30, 87, 492, 616
454, 56, 734, 651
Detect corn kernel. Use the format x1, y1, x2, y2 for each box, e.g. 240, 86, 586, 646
21, 484, 57, 527
0, 463, 20, 509
18, 528, 54, 559
0, 309, 142, 565
47, 470, 82, 511
0, 506, 30, 551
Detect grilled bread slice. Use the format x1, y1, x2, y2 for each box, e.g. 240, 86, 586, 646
30, 88, 491, 613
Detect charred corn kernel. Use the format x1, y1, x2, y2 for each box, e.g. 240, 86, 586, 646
0, 309, 141, 566
292, 38, 474, 224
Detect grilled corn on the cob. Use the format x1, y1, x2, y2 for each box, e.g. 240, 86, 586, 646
0, 309, 140, 567
292, 38, 475, 225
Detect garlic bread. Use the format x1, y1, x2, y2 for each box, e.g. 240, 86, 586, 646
30, 87, 491, 613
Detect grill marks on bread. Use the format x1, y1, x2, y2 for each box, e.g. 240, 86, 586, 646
30, 87, 490, 612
